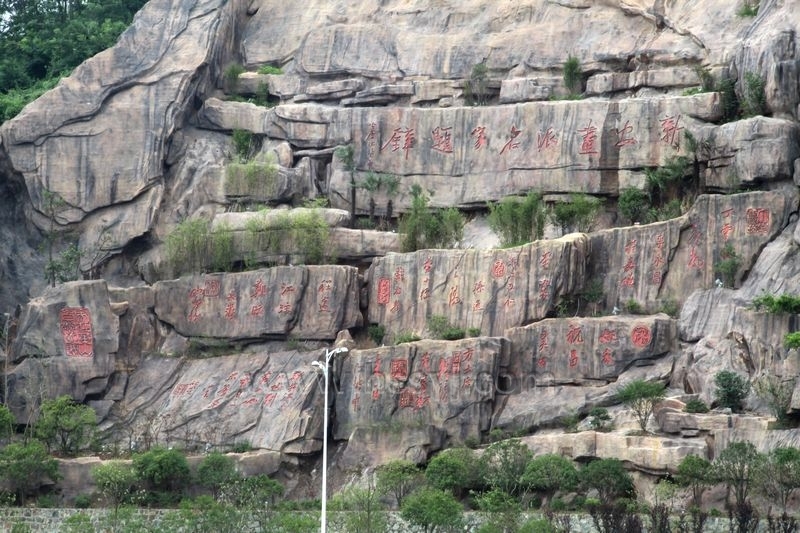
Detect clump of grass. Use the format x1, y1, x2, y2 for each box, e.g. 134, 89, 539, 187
736, 1, 758, 17
258, 65, 283, 75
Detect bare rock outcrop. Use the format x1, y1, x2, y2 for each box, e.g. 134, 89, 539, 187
153, 266, 362, 341
367, 235, 589, 337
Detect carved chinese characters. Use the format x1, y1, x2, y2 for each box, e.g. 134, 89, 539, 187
335, 338, 504, 444
154, 266, 361, 340
368, 235, 589, 337
505, 316, 675, 385
59, 307, 94, 358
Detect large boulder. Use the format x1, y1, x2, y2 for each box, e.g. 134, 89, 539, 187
334, 337, 505, 464
367, 235, 589, 337
153, 266, 362, 341
8, 281, 120, 422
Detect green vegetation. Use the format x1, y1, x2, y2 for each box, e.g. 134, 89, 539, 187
617, 187, 650, 224
0, 1, 147, 124
522, 454, 579, 508
741, 71, 766, 117
244, 208, 332, 267
714, 370, 751, 412
231, 129, 255, 161
786, 332, 800, 349
401, 487, 464, 532
587, 407, 612, 431
616, 380, 665, 434
225, 153, 279, 198
465, 62, 489, 106
675, 454, 713, 507
224, 63, 245, 92
35, 396, 97, 456
427, 315, 465, 341
717, 76, 740, 123
258, 65, 283, 75
754, 375, 795, 427
716, 243, 741, 288
133, 447, 191, 506
399, 185, 464, 252
395, 331, 422, 345
330, 479, 387, 533
581, 458, 634, 505
335, 144, 357, 228
0, 440, 60, 505
359, 171, 400, 229
714, 441, 764, 507
737, 1, 759, 17
368, 324, 386, 345
624, 299, 643, 314
550, 193, 601, 234
563, 55, 583, 97
751, 293, 800, 314
425, 447, 482, 498
487, 191, 547, 247
375, 459, 421, 508
684, 398, 710, 413
197, 452, 240, 500
482, 439, 533, 496
165, 218, 237, 276
92, 461, 138, 519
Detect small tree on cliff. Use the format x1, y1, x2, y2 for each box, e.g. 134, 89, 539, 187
616, 379, 665, 434
35, 395, 97, 455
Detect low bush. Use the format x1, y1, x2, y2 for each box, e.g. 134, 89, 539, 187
258, 65, 283, 75
684, 398, 710, 413
752, 293, 800, 314
714, 370, 750, 412
368, 324, 386, 345
487, 191, 547, 247
428, 315, 465, 340
786, 332, 800, 349
399, 185, 464, 252
395, 332, 421, 345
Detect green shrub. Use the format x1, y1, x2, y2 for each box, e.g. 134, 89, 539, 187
616, 379, 665, 434
244, 208, 332, 267
659, 299, 679, 318
646, 198, 684, 223
487, 191, 547, 247
581, 458, 635, 504
0, 76, 60, 123
464, 62, 489, 106
716, 243, 741, 288
399, 185, 464, 252
736, 1, 759, 17
695, 66, 716, 92
786, 332, 800, 349
258, 65, 283, 75
231, 441, 252, 453
231, 129, 254, 161
550, 194, 601, 233
368, 325, 386, 345
561, 413, 580, 433
717, 77, 740, 122
165, 218, 237, 276
35, 396, 97, 456
467, 327, 482, 337
714, 370, 750, 412
428, 315, 465, 340
684, 398, 710, 413
74, 494, 92, 509
751, 294, 800, 314
225, 154, 278, 198
133, 447, 191, 505
624, 299, 643, 314
754, 375, 795, 426
741, 71, 766, 117
224, 63, 245, 92
617, 187, 650, 224
395, 332, 421, 345
588, 407, 612, 431
197, 452, 240, 500
644, 156, 689, 204
563, 55, 583, 96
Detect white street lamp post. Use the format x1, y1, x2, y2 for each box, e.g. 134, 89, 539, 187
312, 346, 348, 533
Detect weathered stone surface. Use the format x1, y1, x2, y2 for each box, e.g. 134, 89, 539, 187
520, 431, 708, 474
198, 98, 271, 133
658, 407, 737, 436
8, 281, 120, 421
0, 0, 243, 239
223, 163, 310, 205
498, 79, 551, 103
153, 266, 361, 340
110, 350, 326, 453
367, 235, 589, 337
330, 95, 720, 214
589, 191, 796, 313
299, 78, 365, 101
504, 315, 676, 385
495, 357, 674, 431
679, 289, 739, 342
698, 117, 800, 188
335, 338, 505, 450
206, 212, 401, 266
586, 67, 702, 95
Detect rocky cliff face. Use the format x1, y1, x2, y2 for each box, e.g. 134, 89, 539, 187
1, 0, 800, 503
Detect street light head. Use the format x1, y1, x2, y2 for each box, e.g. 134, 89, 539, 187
311, 361, 324, 372
327, 346, 349, 357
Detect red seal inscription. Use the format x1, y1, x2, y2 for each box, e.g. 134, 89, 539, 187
59, 307, 94, 358
631, 325, 652, 348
